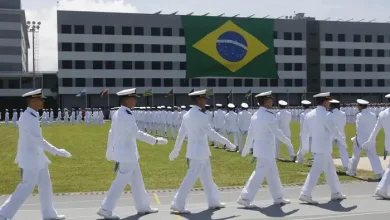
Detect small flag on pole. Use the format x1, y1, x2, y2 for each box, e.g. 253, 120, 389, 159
143, 89, 153, 97
100, 88, 108, 97
165, 89, 173, 97
245, 90, 252, 99
189, 88, 194, 93
76, 89, 87, 97
206, 89, 213, 96
227, 89, 233, 98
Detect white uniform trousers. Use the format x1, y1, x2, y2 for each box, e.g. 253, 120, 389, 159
240, 157, 284, 202
301, 154, 341, 196
334, 140, 350, 168
377, 162, 390, 193
169, 125, 175, 138
101, 162, 151, 212
172, 159, 220, 210
226, 131, 238, 146
348, 142, 383, 175
275, 136, 294, 158
237, 131, 247, 153
214, 128, 226, 148
0, 164, 58, 219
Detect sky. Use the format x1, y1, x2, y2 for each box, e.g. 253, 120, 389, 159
21, 0, 390, 72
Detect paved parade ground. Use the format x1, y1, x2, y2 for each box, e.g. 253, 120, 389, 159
2, 182, 389, 220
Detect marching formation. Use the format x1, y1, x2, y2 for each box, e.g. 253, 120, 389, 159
0, 88, 389, 220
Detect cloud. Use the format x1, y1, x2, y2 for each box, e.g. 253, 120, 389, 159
25, 0, 138, 72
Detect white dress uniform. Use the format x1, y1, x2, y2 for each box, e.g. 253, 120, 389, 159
12, 109, 17, 126
275, 100, 295, 159
98, 89, 168, 219
63, 109, 69, 125
169, 90, 236, 213
329, 100, 349, 168
348, 100, 383, 178
56, 109, 62, 125
213, 105, 226, 148
237, 92, 292, 207
5, 110, 9, 126
224, 104, 238, 147
296, 100, 312, 163
237, 103, 252, 153
0, 89, 71, 220
299, 92, 347, 204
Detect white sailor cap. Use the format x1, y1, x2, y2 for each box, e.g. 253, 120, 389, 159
228, 103, 235, 108
188, 89, 209, 98
22, 89, 46, 98
241, 103, 249, 108
357, 99, 369, 105
385, 94, 390, 98
301, 100, 311, 105
146, 107, 151, 109
160, 105, 165, 109
116, 88, 139, 97
216, 104, 222, 107
181, 105, 186, 108
278, 100, 288, 106
254, 91, 273, 98
313, 92, 331, 99
167, 106, 172, 109
157, 106, 161, 109
205, 104, 210, 107
329, 99, 340, 104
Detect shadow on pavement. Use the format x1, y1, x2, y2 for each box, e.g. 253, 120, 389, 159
301, 200, 357, 212
237, 204, 299, 217
172, 208, 240, 220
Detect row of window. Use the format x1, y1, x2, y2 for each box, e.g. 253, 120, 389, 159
324, 33, 389, 43
324, 48, 390, 57
61, 25, 184, 36
323, 79, 386, 87
324, 64, 387, 72
60, 43, 186, 53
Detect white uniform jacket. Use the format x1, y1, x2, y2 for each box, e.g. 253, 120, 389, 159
366, 108, 390, 152
276, 109, 292, 137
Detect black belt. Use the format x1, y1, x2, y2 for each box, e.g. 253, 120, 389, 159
384, 150, 388, 160
186, 158, 190, 168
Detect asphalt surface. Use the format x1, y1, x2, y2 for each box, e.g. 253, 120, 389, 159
1, 182, 389, 220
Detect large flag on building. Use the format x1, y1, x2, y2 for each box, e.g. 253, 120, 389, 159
182, 16, 277, 78
143, 89, 153, 97
76, 89, 87, 97
100, 88, 108, 97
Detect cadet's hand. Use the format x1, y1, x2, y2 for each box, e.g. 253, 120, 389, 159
241, 147, 250, 157
169, 149, 179, 161
57, 149, 72, 158
227, 143, 236, 151
156, 137, 168, 145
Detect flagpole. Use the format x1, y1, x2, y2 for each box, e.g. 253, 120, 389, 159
172, 88, 174, 106
232, 89, 234, 104
151, 88, 154, 106
251, 92, 253, 108
85, 89, 87, 109
107, 89, 110, 109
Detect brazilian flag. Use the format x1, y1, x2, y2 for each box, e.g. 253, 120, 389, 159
182, 16, 277, 78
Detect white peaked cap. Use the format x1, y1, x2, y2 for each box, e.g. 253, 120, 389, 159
181, 105, 186, 108
301, 100, 311, 105
146, 107, 151, 109
278, 100, 288, 106
228, 103, 235, 108
216, 104, 222, 107
22, 88, 46, 98
357, 99, 369, 105
116, 88, 139, 97
385, 94, 390, 98
205, 104, 210, 107
157, 106, 161, 109
329, 99, 340, 104
313, 92, 330, 98
241, 103, 249, 108
255, 91, 272, 98
188, 89, 208, 97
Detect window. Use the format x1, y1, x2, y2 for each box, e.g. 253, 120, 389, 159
152, 78, 161, 87
93, 78, 103, 87
294, 32, 302, 40
134, 61, 144, 69
75, 60, 85, 69
218, 79, 227, 87
74, 25, 84, 34
365, 64, 373, 72
180, 79, 189, 87
105, 61, 115, 69
325, 34, 333, 41
283, 32, 292, 40
338, 64, 346, 71
377, 49, 385, 57
234, 79, 242, 87
61, 25, 71, 34
259, 79, 268, 86
378, 64, 385, 72
274, 48, 278, 55
123, 78, 132, 86
378, 79, 385, 87
135, 78, 145, 87
294, 63, 303, 71
122, 44, 132, 53
61, 43, 72, 51
337, 34, 345, 42
62, 60, 72, 69
134, 27, 144, 35
151, 61, 161, 70
284, 79, 293, 87
353, 49, 361, 57
207, 79, 216, 87
377, 35, 384, 43
151, 44, 161, 53
325, 48, 333, 56
273, 31, 278, 39
122, 26, 132, 35
325, 79, 333, 87
179, 45, 186, 53
365, 49, 373, 57
338, 79, 346, 87
75, 78, 85, 87
191, 79, 200, 87
163, 45, 173, 53
354, 79, 361, 87
365, 35, 372, 42
122, 61, 132, 69
163, 28, 172, 36
92, 26, 102, 34
353, 35, 361, 42
325, 64, 333, 71
105, 44, 115, 52
106, 78, 115, 87
354, 64, 361, 72
163, 62, 173, 70
365, 79, 373, 87
179, 62, 186, 70
179, 28, 184, 36
270, 79, 278, 87
294, 79, 303, 87
134, 44, 144, 53
93, 43, 103, 52
164, 78, 174, 87
74, 43, 85, 52
284, 63, 293, 71
294, 48, 303, 55
62, 78, 72, 87
284, 47, 292, 55
93, 61, 103, 69
244, 79, 253, 87
338, 49, 346, 56
151, 27, 160, 36
105, 26, 115, 35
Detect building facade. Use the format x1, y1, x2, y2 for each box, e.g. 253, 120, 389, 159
57, 10, 390, 108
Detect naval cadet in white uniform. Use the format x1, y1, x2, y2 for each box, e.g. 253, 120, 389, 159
275, 100, 295, 161
299, 92, 347, 204
237, 91, 292, 207
169, 89, 237, 214
97, 88, 168, 219
296, 100, 312, 164
237, 103, 252, 153
0, 89, 72, 220
329, 99, 349, 169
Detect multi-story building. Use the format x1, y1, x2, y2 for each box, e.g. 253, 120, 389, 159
57, 10, 390, 108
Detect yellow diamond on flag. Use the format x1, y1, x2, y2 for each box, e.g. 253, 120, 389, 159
193, 20, 269, 73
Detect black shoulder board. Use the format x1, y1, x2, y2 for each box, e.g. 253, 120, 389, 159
199, 109, 206, 114
126, 110, 132, 115
266, 110, 274, 115
30, 112, 37, 117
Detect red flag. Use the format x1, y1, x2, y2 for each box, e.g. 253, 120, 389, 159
100, 88, 108, 97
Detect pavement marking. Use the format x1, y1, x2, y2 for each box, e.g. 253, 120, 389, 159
153, 193, 161, 205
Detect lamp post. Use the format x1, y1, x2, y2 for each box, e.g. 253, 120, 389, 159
26, 21, 41, 89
